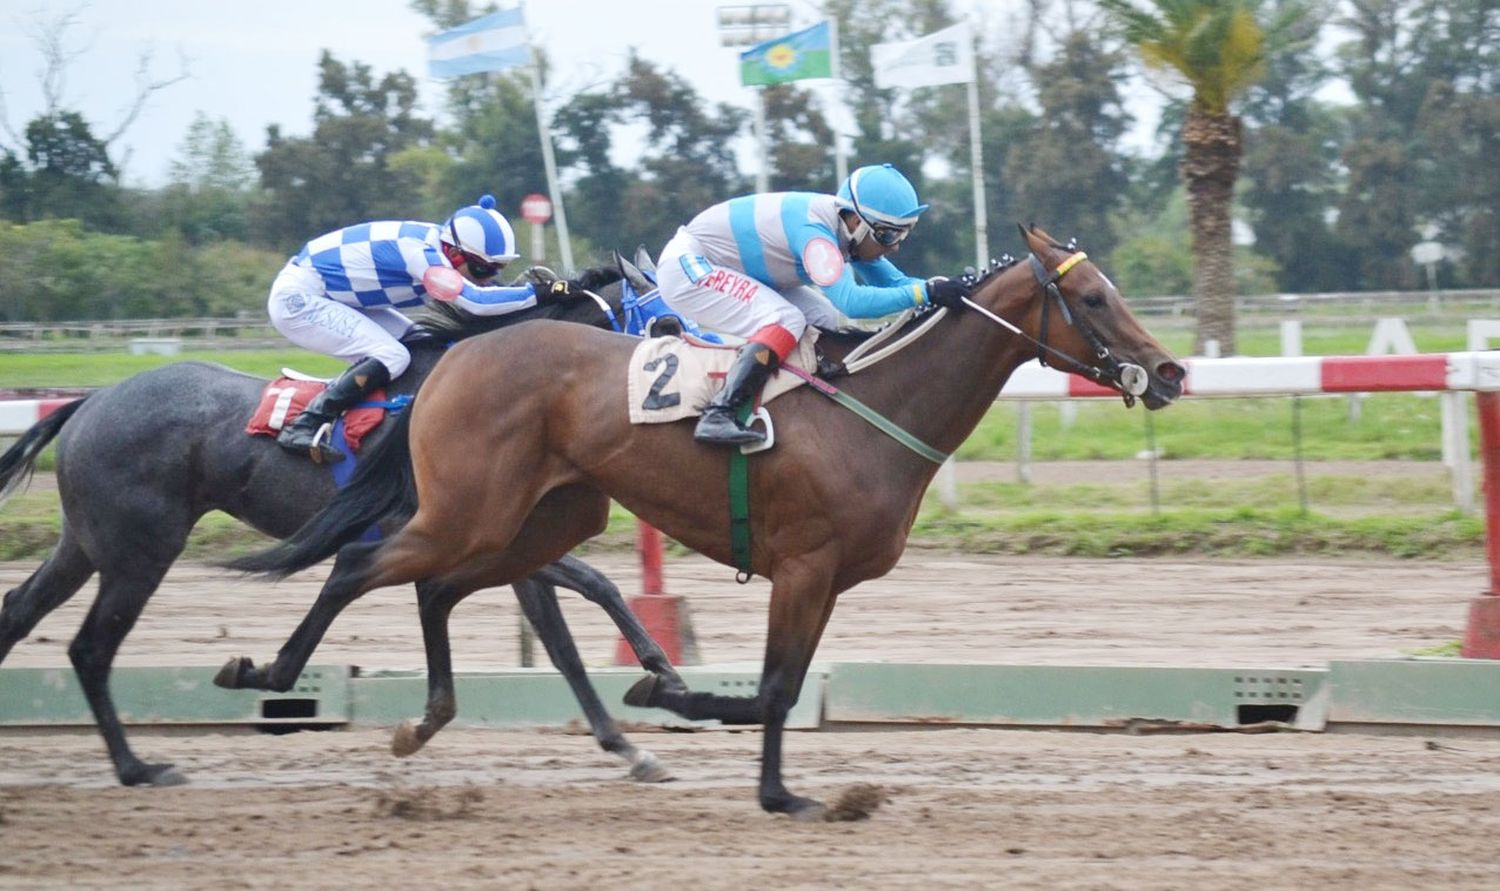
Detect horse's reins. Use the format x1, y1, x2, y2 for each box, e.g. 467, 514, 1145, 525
959, 251, 1149, 406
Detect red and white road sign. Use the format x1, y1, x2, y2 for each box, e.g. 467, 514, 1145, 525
520, 193, 552, 224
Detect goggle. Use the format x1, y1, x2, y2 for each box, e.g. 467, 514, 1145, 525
463, 254, 504, 280
868, 221, 913, 246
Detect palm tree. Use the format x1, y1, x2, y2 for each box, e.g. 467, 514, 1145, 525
1099, 0, 1305, 355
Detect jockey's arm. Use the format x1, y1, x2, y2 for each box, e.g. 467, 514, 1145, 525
412, 242, 540, 316
448, 280, 540, 316
791, 224, 928, 319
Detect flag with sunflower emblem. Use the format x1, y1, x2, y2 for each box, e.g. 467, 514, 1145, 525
739, 21, 832, 86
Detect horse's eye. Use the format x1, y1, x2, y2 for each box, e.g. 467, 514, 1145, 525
1083, 293, 1105, 308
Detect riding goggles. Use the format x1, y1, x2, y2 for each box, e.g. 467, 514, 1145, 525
462, 254, 504, 280
868, 222, 913, 246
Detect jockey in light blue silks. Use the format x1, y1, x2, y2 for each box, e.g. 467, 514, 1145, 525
656, 163, 973, 447
267, 194, 570, 462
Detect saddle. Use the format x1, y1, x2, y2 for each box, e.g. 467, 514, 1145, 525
626, 332, 821, 426
245, 372, 390, 454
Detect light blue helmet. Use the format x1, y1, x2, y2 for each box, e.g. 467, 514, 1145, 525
835, 164, 929, 228
442, 194, 520, 264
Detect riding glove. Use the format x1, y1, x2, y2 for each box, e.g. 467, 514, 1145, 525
925, 276, 970, 311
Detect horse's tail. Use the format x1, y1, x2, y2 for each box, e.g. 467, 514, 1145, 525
224, 408, 418, 579
0, 397, 88, 508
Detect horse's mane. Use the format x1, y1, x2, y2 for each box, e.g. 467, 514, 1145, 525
405, 264, 624, 346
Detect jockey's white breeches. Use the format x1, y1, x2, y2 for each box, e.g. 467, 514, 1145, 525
267, 261, 414, 379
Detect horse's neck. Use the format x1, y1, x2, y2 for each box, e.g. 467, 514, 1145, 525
840, 268, 1036, 458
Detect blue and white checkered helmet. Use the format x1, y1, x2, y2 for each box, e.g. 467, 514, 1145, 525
835, 164, 929, 227
442, 194, 520, 264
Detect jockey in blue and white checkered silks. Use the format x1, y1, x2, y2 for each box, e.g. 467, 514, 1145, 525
267, 194, 561, 462
656, 163, 972, 447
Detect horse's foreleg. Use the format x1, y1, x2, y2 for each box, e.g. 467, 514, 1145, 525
634, 559, 838, 818
751, 569, 839, 820
513, 573, 670, 783
390, 579, 463, 757
216, 539, 388, 693
537, 554, 685, 688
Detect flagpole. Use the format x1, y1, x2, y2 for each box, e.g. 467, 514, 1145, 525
966, 73, 988, 269
753, 87, 770, 193
828, 16, 847, 186
529, 50, 575, 273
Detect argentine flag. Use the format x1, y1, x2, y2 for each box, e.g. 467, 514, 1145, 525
427, 8, 530, 78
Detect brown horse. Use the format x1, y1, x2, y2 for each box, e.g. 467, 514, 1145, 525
228, 226, 1184, 818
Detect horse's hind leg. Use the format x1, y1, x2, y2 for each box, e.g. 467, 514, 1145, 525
69, 563, 187, 786
512, 574, 671, 782
389, 578, 465, 758
537, 554, 685, 690
0, 533, 96, 664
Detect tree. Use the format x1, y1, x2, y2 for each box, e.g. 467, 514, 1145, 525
6, 112, 122, 227
1005, 27, 1134, 261
1100, 0, 1306, 354
252, 52, 434, 249
158, 113, 256, 244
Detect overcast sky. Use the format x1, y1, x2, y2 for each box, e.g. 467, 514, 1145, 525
0, 0, 1159, 189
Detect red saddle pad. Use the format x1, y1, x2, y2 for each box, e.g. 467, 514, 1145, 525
245, 377, 387, 453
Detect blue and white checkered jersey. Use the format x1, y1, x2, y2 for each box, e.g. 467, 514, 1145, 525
291, 221, 538, 316
680, 192, 928, 319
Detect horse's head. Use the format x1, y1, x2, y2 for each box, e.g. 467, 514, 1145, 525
986, 225, 1183, 410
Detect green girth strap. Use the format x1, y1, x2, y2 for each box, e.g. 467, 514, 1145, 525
723, 366, 949, 585
728, 401, 754, 582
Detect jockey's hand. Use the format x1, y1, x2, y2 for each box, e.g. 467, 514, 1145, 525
525, 265, 576, 304
538, 277, 574, 304
925, 276, 970, 311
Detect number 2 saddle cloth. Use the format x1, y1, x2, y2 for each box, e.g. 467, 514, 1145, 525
626, 331, 820, 425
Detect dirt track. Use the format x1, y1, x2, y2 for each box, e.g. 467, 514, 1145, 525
2, 553, 1497, 888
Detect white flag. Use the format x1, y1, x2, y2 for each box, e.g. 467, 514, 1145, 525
872, 22, 975, 89
427, 8, 529, 79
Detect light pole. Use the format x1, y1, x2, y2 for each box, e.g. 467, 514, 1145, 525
716, 4, 792, 193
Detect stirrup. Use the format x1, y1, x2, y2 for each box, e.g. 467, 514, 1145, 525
307, 422, 345, 464
739, 407, 774, 455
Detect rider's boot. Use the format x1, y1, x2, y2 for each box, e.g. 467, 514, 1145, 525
694, 342, 777, 446
276, 357, 391, 463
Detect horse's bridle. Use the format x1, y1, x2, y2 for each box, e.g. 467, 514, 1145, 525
960, 251, 1149, 407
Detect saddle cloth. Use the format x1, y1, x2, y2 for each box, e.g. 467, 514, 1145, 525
245, 376, 388, 453
626, 331, 819, 425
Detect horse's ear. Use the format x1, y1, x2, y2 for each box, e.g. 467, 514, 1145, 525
616, 250, 653, 294
1018, 223, 1042, 256
634, 245, 657, 277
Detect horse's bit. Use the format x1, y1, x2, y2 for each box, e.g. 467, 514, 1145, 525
959, 251, 1149, 406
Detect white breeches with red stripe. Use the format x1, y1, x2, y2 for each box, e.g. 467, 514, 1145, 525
267, 262, 415, 379
657, 230, 840, 361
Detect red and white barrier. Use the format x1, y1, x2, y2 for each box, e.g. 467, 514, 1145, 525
0, 398, 80, 435
1001, 351, 1500, 399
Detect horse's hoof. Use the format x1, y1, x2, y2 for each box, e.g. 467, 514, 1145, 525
790, 800, 827, 823
149, 765, 189, 787
213, 657, 251, 689
390, 720, 426, 758
628, 751, 672, 784
121, 762, 188, 787
623, 674, 659, 708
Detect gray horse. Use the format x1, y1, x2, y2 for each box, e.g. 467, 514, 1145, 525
0, 268, 683, 786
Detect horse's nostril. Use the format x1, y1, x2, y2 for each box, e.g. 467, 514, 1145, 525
1157, 361, 1186, 385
